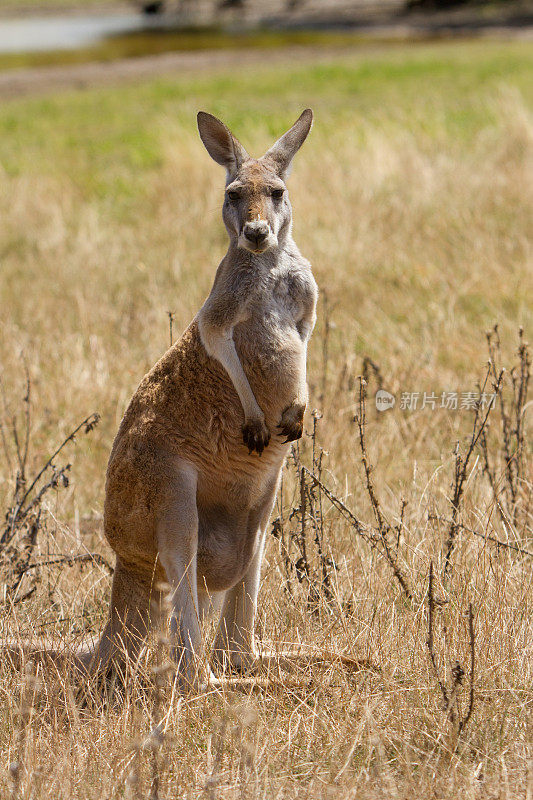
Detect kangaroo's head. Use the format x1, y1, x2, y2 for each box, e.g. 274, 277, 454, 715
197, 109, 313, 254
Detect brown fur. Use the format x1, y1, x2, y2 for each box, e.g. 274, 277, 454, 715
103, 320, 290, 580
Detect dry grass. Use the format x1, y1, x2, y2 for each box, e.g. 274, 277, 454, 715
0, 41, 532, 798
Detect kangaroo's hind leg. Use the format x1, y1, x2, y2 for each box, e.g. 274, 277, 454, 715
156, 459, 212, 689
213, 535, 265, 673
87, 559, 160, 679
213, 475, 280, 673
197, 584, 225, 624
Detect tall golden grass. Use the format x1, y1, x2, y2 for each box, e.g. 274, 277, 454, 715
0, 53, 532, 798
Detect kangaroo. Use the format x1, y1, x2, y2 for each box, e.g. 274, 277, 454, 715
85, 109, 318, 687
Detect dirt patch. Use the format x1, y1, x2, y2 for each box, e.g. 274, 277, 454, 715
0, 44, 365, 99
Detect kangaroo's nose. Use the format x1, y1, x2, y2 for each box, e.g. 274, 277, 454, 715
243, 221, 269, 246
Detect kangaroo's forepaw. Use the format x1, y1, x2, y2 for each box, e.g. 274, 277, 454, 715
278, 403, 305, 443
242, 417, 270, 455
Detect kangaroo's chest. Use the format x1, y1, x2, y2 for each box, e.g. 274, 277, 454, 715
262, 267, 307, 326
231, 271, 308, 416
235, 271, 305, 360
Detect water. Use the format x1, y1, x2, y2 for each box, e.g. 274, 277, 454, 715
0, 14, 166, 54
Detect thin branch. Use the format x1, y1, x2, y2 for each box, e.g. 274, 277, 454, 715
167, 310, 175, 348
14, 552, 113, 577
16, 413, 99, 519
299, 467, 309, 570
431, 515, 533, 558
442, 367, 503, 583
302, 465, 412, 600
21, 362, 31, 480
396, 499, 408, 555
301, 466, 376, 547
4, 413, 99, 543
479, 429, 509, 528
355, 377, 384, 531
426, 562, 449, 707
458, 605, 475, 735
353, 377, 413, 600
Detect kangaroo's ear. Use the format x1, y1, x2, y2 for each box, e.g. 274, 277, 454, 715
197, 112, 249, 177
263, 109, 313, 178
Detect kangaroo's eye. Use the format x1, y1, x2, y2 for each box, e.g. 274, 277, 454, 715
227, 191, 240, 203
271, 189, 284, 200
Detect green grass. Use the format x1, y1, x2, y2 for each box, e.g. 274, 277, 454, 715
1, 40, 531, 193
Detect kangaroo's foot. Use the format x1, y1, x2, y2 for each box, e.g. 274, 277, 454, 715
242, 415, 270, 455
278, 402, 305, 442
212, 642, 259, 675
169, 644, 219, 693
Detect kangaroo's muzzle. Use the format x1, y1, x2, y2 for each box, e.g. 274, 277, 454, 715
239, 220, 276, 253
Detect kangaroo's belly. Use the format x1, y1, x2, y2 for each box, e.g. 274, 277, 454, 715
195, 465, 280, 591
196, 508, 260, 592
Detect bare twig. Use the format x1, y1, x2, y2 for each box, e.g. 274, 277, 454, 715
479, 429, 508, 528
354, 377, 412, 601
1, 399, 100, 603
442, 366, 503, 584
302, 465, 412, 600
10, 413, 100, 537
362, 356, 384, 393
298, 466, 309, 580
301, 466, 376, 547
458, 605, 475, 736
319, 291, 331, 408
395, 499, 408, 555
430, 515, 533, 558
21, 362, 31, 481
167, 310, 175, 347
14, 552, 114, 576
427, 562, 448, 708
484, 326, 530, 528
355, 378, 384, 531
426, 563, 476, 741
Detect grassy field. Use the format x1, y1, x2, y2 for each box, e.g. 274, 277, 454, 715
0, 39, 532, 798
